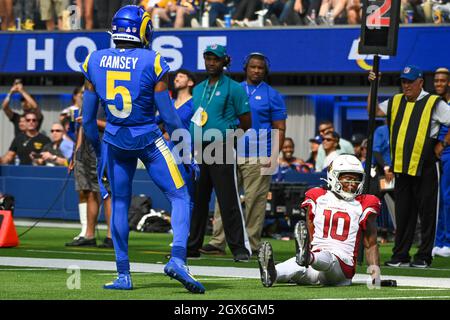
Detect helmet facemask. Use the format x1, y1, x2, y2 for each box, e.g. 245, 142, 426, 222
326, 154, 365, 201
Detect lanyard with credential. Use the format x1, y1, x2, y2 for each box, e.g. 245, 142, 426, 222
245, 82, 263, 98
200, 80, 219, 112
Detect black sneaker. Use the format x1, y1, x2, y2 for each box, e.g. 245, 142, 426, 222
233, 253, 250, 262
410, 259, 430, 268
257, 242, 277, 287
294, 220, 310, 267
199, 244, 225, 255
384, 259, 410, 267
65, 237, 97, 247
98, 237, 114, 249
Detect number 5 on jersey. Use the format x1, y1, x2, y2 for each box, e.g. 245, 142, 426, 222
107, 71, 132, 119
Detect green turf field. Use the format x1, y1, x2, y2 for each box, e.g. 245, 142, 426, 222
1, 226, 450, 300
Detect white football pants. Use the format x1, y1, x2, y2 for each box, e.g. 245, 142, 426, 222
275, 251, 352, 286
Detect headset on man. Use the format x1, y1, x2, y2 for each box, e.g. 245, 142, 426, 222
243, 52, 271, 75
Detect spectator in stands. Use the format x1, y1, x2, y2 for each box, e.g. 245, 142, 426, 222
76, 0, 94, 29
200, 52, 287, 256
231, 0, 262, 26
319, 131, 340, 171
17, 115, 27, 134
13, 0, 36, 30
34, 123, 74, 167
147, 0, 176, 27
0, 0, 14, 30
346, 0, 361, 24
207, 0, 235, 27
2, 79, 43, 137
278, 137, 309, 175
351, 133, 366, 160
400, 0, 426, 24
173, 0, 200, 28
305, 135, 321, 170
40, 0, 70, 30
262, 0, 285, 26
315, 120, 353, 171
317, 0, 347, 25
0, 112, 51, 166
280, 0, 321, 25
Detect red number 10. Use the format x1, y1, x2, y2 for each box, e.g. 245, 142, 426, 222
322, 210, 351, 241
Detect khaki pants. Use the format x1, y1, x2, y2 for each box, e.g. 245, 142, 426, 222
209, 158, 271, 252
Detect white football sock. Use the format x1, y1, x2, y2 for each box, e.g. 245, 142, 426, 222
74, 203, 87, 240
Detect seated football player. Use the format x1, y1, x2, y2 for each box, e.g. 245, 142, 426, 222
258, 154, 381, 287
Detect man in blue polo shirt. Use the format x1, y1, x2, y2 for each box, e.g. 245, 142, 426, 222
187, 44, 253, 262
200, 52, 287, 255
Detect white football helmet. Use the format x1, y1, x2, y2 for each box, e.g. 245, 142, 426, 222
326, 154, 365, 201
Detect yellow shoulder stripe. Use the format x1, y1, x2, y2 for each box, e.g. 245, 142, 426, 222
82, 52, 92, 73
154, 53, 163, 77
407, 95, 439, 175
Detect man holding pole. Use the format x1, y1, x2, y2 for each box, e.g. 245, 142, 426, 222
367, 65, 450, 268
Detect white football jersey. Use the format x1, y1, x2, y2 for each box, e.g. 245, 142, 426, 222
301, 188, 380, 267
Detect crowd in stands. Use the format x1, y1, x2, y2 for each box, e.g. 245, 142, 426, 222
0, 0, 448, 31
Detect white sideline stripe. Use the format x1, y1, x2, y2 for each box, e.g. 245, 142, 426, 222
27, 249, 114, 256
395, 288, 450, 291
14, 219, 108, 230
2, 257, 450, 289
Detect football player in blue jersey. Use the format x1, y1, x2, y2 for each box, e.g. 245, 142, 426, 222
79, 5, 204, 294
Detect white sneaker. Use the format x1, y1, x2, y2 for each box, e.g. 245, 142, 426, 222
432, 246, 442, 257
438, 246, 450, 257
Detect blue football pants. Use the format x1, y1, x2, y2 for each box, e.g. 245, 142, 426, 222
105, 137, 191, 274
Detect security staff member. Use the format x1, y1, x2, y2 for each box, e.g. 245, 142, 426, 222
368, 65, 450, 268
188, 44, 253, 262
201, 52, 287, 255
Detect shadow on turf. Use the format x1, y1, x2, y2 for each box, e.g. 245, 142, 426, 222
133, 280, 231, 292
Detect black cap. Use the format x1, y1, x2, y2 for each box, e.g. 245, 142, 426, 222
351, 133, 365, 146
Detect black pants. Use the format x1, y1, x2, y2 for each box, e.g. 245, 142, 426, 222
188, 142, 250, 257
391, 162, 439, 264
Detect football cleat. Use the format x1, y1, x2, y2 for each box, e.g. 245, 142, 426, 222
294, 220, 311, 267
103, 273, 133, 290
164, 258, 205, 294
257, 241, 277, 287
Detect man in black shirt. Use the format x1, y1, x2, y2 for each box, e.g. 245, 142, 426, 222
2, 79, 43, 136
0, 112, 50, 165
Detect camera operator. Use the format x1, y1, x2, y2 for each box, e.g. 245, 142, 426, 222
2, 79, 43, 137
0, 112, 50, 165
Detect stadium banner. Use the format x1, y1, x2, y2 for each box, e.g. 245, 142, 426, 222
0, 26, 448, 74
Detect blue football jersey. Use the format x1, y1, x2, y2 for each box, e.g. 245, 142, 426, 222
80, 48, 170, 150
